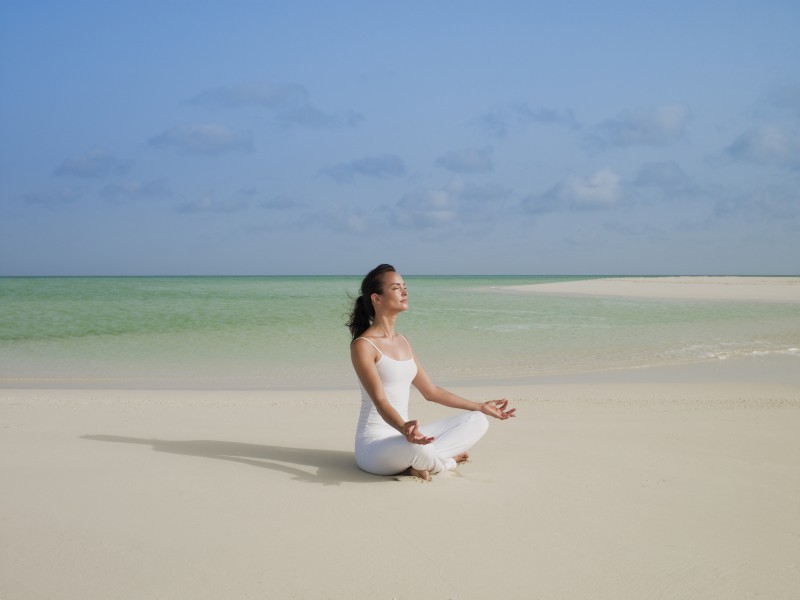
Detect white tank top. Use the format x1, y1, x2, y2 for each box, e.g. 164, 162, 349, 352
354, 336, 418, 443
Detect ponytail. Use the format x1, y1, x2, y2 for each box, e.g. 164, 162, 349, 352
347, 264, 396, 340
347, 295, 373, 340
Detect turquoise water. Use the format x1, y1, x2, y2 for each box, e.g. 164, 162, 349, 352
1, 276, 799, 389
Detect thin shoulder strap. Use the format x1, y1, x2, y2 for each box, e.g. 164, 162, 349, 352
399, 334, 413, 353
354, 336, 384, 356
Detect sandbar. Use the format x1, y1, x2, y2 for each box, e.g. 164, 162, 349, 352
508, 276, 800, 302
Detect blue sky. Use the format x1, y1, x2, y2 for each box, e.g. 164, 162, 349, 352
1, 1, 798, 275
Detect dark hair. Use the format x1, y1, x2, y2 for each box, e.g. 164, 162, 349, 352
347, 263, 396, 340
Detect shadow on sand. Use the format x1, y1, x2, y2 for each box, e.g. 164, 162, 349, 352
81, 435, 381, 486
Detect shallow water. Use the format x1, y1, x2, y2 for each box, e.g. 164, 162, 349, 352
1, 276, 798, 388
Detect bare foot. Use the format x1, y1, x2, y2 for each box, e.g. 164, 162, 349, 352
399, 466, 431, 481
454, 452, 470, 465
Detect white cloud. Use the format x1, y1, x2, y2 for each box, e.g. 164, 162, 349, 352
474, 104, 578, 138
177, 189, 306, 214
277, 106, 363, 129
589, 104, 691, 149
766, 82, 800, 117
632, 161, 698, 195
393, 178, 511, 228
396, 189, 456, 227
320, 154, 406, 182
512, 103, 578, 128
299, 203, 389, 234
714, 180, 800, 223
435, 147, 494, 173
447, 178, 511, 207
726, 124, 800, 169
562, 169, 622, 207
101, 179, 171, 203
474, 109, 511, 138
55, 148, 128, 178
189, 82, 363, 130
633, 161, 686, 188
149, 124, 253, 155
524, 169, 623, 214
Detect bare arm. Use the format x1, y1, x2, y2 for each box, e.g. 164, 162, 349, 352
410, 344, 516, 420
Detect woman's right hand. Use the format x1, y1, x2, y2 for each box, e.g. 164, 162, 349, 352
403, 420, 435, 445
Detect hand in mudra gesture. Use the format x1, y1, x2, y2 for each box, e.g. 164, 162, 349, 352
480, 399, 516, 420
402, 420, 435, 445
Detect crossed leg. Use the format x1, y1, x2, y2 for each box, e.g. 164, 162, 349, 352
357, 411, 489, 480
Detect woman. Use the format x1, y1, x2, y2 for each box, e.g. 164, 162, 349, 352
348, 264, 515, 481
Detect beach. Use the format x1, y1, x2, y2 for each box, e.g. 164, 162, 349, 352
1, 277, 799, 599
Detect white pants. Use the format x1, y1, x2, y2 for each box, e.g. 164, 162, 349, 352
356, 411, 489, 476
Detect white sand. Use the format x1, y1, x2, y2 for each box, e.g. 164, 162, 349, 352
510, 276, 800, 302
1, 354, 799, 599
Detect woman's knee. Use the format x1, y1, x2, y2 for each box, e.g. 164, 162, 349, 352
409, 444, 439, 472
468, 410, 490, 434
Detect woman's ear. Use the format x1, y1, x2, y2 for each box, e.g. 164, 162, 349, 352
371, 292, 381, 306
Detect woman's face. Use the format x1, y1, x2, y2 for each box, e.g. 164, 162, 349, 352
374, 271, 408, 313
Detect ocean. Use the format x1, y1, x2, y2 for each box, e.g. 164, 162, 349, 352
1, 276, 798, 389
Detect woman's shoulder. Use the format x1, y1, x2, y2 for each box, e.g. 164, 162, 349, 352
351, 335, 380, 352
351, 329, 377, 343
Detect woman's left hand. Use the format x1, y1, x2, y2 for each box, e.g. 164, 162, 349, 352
480, 399, 516, 420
